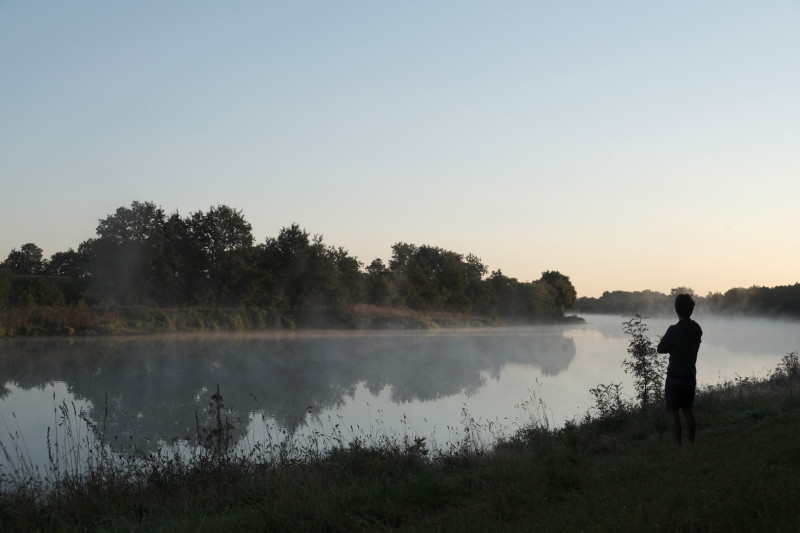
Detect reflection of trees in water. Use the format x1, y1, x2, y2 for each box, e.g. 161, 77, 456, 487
0, 330, 576, 450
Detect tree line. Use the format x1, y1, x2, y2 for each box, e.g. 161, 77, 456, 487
0, 201, 577, 328
575, 284, 800, 318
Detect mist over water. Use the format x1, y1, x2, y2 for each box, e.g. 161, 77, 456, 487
1, 314, 798, 473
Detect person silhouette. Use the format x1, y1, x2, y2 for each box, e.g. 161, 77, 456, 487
657, 293, 703, 446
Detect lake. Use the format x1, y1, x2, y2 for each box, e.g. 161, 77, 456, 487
1, 314, 798, 477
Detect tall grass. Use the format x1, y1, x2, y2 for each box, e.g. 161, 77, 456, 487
1, 303, 505, 337
0, 305, 289, 337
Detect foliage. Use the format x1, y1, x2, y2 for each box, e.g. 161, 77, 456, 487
574, 289, 677, 316
576, 283, 800, 319
364, 258, 394, 306
587, 382, 629, 425
45, 248, 89, 278
0, 269, 10, 307
621, 315, 666, 408
1, 243, 45, 275
540, 270, 577, 312
478, 269, 565, 321
706, 283, 800, 317
771, 351, 800, 382
588, 315, 666, 421
1, 201, 579, 332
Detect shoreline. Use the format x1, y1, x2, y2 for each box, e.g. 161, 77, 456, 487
0, 304, 585, 338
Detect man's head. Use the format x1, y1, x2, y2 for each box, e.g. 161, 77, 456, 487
675, 293, 695, 318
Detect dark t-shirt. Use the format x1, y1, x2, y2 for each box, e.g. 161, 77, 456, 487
657, 318, 703, 379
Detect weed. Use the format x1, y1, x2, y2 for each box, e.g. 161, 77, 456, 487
587, 382, 631, 429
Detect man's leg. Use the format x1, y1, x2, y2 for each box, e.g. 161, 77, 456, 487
682, 408, 696, 443
667, 409, 682, 445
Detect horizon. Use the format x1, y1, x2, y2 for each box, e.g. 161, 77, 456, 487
2, 2, 799, 299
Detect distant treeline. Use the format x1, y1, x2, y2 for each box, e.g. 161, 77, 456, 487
575, 284, 800, 318
0, 201, 577, 333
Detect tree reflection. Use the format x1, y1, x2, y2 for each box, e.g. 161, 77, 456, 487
0, 329, 576, 451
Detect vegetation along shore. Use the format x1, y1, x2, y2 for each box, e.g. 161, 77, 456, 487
3, 201, 799, 337
1, 201, 582, 337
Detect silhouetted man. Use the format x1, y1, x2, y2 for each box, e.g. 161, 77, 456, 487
657, 293, 703, 446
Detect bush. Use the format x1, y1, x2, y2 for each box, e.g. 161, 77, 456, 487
621, 315, 665, 408
588, 316, 665, 427
587, 382, 630, 428
771, 351, 800, 382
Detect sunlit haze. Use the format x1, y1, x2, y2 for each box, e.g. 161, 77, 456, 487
2, 2, 798, 297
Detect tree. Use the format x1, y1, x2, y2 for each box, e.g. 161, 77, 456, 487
261, 224, 319, 322
90, 201, 169, 304
330, 246, 364, 308
47, 248, 90, 278
0, 269, 10, 307
2, 243, 46, 275
7, 276, 64, 307
485, 269, 519, 318
96, 201, 167, 245
184, 205, 256, 305
669, 287, 695, 297
365, 258, 393, 306
386, 244, 484, 312
521, 280, 558, 319
539, 270, 577, 312
621, 315, 665, 407
388, 242, 417, 275
187, 205, 254, 268
463, 253, 488, 309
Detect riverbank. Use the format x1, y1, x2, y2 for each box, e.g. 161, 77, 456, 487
1, 357, 798, 532
0, 304, 584, 337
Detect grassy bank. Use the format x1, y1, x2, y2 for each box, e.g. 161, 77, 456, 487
0, 304, 583, 337
2, 360, 799, 532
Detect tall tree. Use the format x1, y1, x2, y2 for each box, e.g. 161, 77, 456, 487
185, 205, 255, 305
96, 201, 167, 245
539, 270, 577, 313
365, 258, 393, 306
2, 243, 46, 275
0, 269, 10, 306
46, 248, 90, 278
90, 201, 168, 304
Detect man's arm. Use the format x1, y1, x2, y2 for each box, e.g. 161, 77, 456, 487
657, 326, 675, 354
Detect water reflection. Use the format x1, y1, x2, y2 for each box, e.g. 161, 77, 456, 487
0, 329, 576, 452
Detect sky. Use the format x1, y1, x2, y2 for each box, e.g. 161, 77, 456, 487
1, 2, 799, 298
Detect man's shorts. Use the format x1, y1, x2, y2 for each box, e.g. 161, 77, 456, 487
665, 376, 696, 411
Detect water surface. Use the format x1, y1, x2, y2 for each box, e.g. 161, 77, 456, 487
1, 314, 797, 474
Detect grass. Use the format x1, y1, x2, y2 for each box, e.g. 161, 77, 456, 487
1, 304, 514, 337
0, 305, 287, 337
1, 354, 799, 532
1, 300, 586, 337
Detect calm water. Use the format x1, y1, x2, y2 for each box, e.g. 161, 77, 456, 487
1, 314, 798, 474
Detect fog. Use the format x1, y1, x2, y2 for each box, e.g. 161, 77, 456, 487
0, 328, 576, 454
589, 313, 800, 357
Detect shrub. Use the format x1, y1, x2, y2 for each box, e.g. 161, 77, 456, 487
587, 382, 630, 428
771, 351, 800, 382
621, 315, 665, 408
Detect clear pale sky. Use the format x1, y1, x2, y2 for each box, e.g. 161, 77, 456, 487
2, 2, 798, 298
